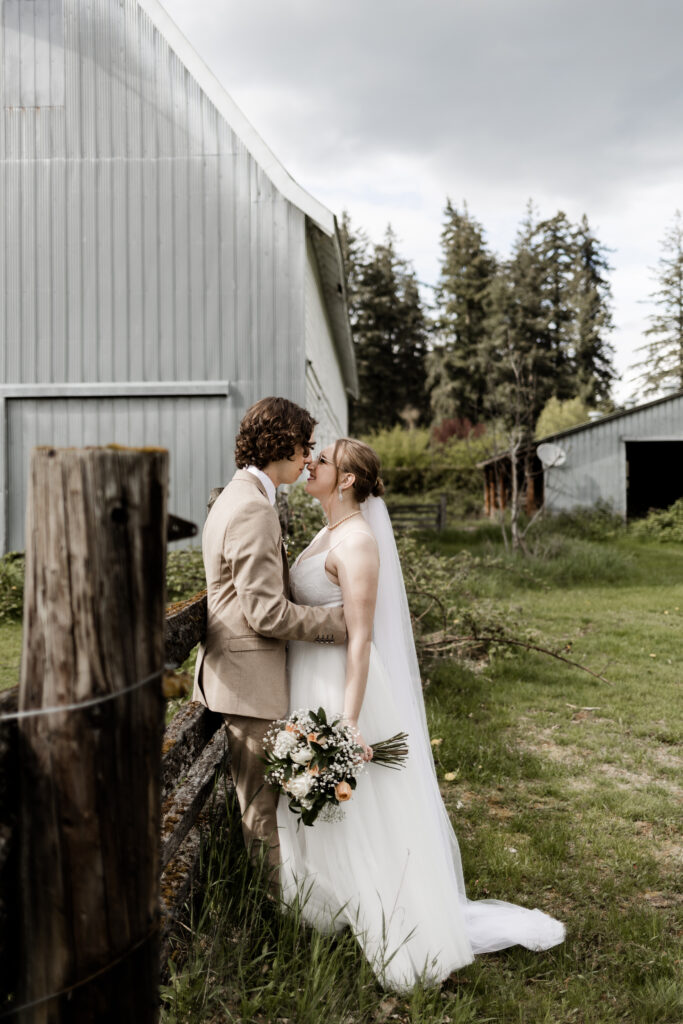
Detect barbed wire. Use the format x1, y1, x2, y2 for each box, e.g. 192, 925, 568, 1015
0, 923, 160, 1020
0, 668, 163, 724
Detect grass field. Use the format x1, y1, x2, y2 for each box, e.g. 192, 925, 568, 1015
161, 527, 682, 1024
2, 526, 680, 1021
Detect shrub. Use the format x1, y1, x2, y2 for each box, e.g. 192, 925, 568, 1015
532, 501, 625, 543
630, 497, 683, 542
360, 425, 494, 517
0, 552, 24, 621
535, 395, 591, 439
0, 548, 206, 617
285, 484, 325, 561
166, 548, 206, 603
432, 417, 486, 444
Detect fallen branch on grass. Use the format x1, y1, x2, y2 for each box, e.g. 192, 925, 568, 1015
419, 630, 614, 685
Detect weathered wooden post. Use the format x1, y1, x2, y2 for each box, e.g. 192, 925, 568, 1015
438, 494, 447, 532
17, 446, 167, 1023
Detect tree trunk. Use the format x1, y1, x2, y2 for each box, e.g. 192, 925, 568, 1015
18, 446, 167, 1023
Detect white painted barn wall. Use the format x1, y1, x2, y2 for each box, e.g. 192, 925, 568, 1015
304, 233, 348, 449
543, 394, 683, 515
0, 0, 354, 550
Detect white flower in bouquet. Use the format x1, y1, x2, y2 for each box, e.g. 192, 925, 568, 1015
290, 748, 314, 765
273, 730, 299, 759
285, 774, 314, 800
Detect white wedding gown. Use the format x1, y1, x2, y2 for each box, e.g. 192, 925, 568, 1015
277, 530, 565, 992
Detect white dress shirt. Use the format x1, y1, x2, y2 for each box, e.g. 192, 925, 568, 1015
246, 465, 277, 506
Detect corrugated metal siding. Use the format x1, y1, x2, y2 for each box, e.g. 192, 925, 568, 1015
544, 395, 683, 514
0, 0, 311, 548
304, 234, 347, 448
6, 394, 240, 550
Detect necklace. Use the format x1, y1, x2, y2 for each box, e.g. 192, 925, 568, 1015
326, 510, 361, 531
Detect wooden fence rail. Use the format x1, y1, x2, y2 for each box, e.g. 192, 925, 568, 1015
387, 494, 448, 532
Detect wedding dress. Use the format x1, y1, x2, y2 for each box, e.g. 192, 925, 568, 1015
277, 499, 564, 991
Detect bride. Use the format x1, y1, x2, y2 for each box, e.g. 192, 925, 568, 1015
276, 438, 565, 991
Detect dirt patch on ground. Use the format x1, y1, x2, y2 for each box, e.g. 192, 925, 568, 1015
642, 890, 683, 909
516, 719, 683, 800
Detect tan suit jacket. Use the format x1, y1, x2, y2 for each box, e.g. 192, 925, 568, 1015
192, 469, 346, 719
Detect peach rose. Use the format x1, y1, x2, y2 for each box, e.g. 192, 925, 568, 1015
335, 781, 352, 802
308, 765, 320, 776
307, 732, 319, 743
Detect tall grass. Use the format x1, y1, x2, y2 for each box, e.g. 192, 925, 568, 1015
161, 797, 477, 1024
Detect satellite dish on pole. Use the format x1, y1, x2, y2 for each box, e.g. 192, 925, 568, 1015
537, 442, 567, 468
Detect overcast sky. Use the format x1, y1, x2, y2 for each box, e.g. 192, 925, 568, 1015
163, 0, 683, 402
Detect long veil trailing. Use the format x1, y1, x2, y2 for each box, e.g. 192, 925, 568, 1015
360, 496, 565, 955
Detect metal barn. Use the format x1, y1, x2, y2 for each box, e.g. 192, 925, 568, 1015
0, 0, 356, 552
541, 391, 683, 518
480, 391, 683, 520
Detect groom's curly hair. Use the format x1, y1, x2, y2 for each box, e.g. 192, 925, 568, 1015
235, 397, 317, 469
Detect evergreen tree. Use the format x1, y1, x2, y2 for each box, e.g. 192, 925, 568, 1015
570, 215, 616, 404
481, 205, 616, 429
535, 210, 576, 401
338, 210, 368, 314
427, 200, 497, 423
632, 210, 683, 396
482, 203, 559, 429
348, 226, 429, 434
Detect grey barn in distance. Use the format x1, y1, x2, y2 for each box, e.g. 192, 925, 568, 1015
0, 0, 357, 553
480, 391, 683, 520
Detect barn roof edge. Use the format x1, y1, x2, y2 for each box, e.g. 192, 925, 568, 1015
138, 0, 336, 237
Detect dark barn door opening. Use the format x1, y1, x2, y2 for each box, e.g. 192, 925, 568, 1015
626, 441, 683, 519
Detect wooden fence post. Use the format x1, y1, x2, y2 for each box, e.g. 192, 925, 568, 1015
17, 446, 168, 1023
438, 494, 447, 531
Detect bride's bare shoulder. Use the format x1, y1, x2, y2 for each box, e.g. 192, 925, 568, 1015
330, 524, 379, 561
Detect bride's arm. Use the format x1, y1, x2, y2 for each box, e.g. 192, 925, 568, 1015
329, 533, 379, 758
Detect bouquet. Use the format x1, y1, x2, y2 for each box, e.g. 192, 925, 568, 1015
264, 707, 409, 826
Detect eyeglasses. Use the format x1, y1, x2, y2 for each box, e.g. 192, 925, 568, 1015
316, 453, 337, 467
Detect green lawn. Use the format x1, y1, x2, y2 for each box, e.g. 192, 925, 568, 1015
161, 529, 682, 1024
0, 620, 22, 692
2, 530, 680, 1022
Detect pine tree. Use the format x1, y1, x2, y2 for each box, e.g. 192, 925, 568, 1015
427, 200, 497, 424
632, 210, 683, 396
535, 210, 576, 401
348, 226, 429, 434
338, 210, 368, 314
570, 215, 616, 404
481, 203, 558, 428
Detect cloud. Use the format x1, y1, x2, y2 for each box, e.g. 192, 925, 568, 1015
161, 0, 683, 399
168, 0, 683, 197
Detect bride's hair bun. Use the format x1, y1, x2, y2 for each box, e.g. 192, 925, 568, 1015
333, 438, 384, 503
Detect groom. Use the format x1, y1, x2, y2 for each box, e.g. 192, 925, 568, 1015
192, 396, 346, 878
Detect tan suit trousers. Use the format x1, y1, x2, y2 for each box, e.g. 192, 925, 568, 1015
225, 714, 279, 883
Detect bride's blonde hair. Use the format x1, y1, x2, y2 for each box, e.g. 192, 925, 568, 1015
332, 438, 385, 502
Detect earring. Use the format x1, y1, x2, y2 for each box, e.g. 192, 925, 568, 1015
338, 485, 344, 503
